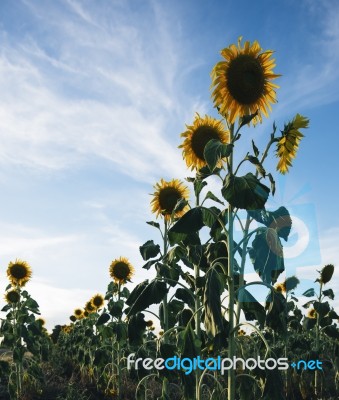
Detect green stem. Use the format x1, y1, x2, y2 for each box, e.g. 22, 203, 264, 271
315, 281, 323, 397
227, 124, 236, 400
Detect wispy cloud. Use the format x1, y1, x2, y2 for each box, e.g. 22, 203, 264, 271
0, 0, 197, 182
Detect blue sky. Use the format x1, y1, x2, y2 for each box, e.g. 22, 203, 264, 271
0, 0, 338, 329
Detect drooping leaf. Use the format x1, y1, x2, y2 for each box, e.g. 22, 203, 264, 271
265, 291, 287, 333
313, 301, 330, 318
203, 268, 225, 338
237, 288, 265, 328
323, 325, 339, 339
127, 280, 168, 316
126, 280, 149, 306
96, 313, 110, 326
246, 155, 266, 177
169, 208, 204, 234
285, 276, 300, 292
146, 221, 160, 229
222, 173, 270, 210
323, 288, 335, 300
127, 313, 147, 345
204, 191, 224, 205
204, 139, 233, 172
175, 288, 195, 309
139, 240, 160, 261
248, 228, 284, 284
193, 179, 207, 198
252, 140, 260, 157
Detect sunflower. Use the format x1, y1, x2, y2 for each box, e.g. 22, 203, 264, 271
274, 282, 286, 294
146, 320, 154, 328
238, 329, 246, 336
276, 114, 309, 174
7, 259, 32, 287
91, 294, 104, 310
211, 37, 280, 124
109, 257, 135, 284
74, 308, 84, 320
36, 318, 46, 327
85, 301, 96, 314
151, 178, 189, 220
4, 290, 20, 304
307, 308, 317, 319
179, 113, 229, 170
70, 315, 77, 322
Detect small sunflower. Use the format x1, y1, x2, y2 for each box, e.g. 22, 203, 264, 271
274, 282, 286, 294
70, 315, 77, 322
238, 329, 246, 336
7, 259, 32, 287
307, 308, 317, 319
179, 113, 229, 170
74, 308, 84, 320
109, 257, 135, 284
151, 178, 189, 220
4, 290, 20, 304
36, 318, 46, 327
276, 114, 309, 174
211, 37, 280, 124
91, 294, 104, 310
146, 320, 154, 328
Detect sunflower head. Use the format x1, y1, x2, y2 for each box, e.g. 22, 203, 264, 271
274, 282, 286, 294
238, 329, 246, 336
91, 294, 104, 310
276, 114, 309, 174
70, 315, 77, 322
146, 320, 154, 328
7, 259, 32, 287
74, 308, 84, 320
36, 318, 46, 327
307, 308, 317, 319
4, 290, 20, 304
151, 178, 190, 220
179, 113, 229, 170
85, 301, 96, 314
109, 257, 135, 284
211, 37, 280, 124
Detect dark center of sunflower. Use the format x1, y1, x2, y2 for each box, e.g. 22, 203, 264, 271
75, 309, 82, 316
10, 264, 28, 279
92, 297, 103, 307
226, 54, 265, 105
113, 262, 130, 280
191, 126, 220, 160
158, 187, 182, 213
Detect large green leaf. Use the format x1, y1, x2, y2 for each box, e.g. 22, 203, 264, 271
265, 291, 287, 333
262, 369, 285, 400
237, 288, 265, 328
169, 208, 204, 234
248, 228, 284, 284
221, 173, 269, 210
127, 279, 168, 316
175, 287, 195, 309
126, 280, 149, 306
204, 139, 233, 172
249, 206, 292, 241
203, 268, 225, 338
313, 301, 330, 318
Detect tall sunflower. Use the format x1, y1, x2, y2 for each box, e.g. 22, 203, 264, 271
151, 178, 189, 220
276, 114, 309, 174
74, 308, 84, 320
109, 257, 134, 284
211, 37, 280, 124
7, 259, 32, 287
179, 113, 229, 170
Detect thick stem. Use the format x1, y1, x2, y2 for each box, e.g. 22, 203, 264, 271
227, 124, 236, 400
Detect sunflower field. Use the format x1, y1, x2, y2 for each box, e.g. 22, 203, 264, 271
1, 38, 339, 400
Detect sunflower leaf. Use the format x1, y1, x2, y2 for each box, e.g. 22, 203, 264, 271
252, 140, 260, 157
246, 155, 266, 177
222, 173, 270, 210
323, 288, 335, 300
127, 279, 169, 316
193, 179, 207, 198
237, 288, 266, 328
169, 208, 204, 234
267, 173, 276, 196
96, 313, 110, 326
248, 228, 284, 284
139, 240, 161, 261
204, 191, 224, 205
302, 288, 316, 297
146, 221, 160, 229
203, 268, 225, 338
204, 139, 233, 172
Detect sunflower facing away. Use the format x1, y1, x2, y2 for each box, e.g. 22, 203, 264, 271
211, 37, 280, 124
151, 178, 189, 220
109, 257, 134, 284
4, 290, 20, 304
276, 114, 309, 174
179, 113, 229, 170
7, 259, 32, 287
85, 301, 96, 314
